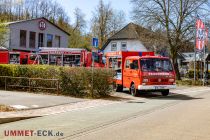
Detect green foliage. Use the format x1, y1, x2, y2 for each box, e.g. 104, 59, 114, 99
59, 67, 113, 98
187, 70, 210, 79
0, 24, 8, 48
60, 67, 87, 97
176, 80, 203, 86
0, 65, 113, 98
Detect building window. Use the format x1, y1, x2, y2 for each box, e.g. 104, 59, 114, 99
20, 30, 27, 47
121, 42, 127, 51
47, 34, 53, 47
38, 33, 44, 47
55, 35, 61, 47
29, 32, 36, 48
111, 43, 117, 51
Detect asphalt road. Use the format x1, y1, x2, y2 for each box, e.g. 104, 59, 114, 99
0, 86, 210, 140
0, 90, 85, 109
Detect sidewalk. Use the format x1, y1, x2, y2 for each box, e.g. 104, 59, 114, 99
0, 90, 85, 109
0, 99, 119, 124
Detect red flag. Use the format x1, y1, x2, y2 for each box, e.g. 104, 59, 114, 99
196, 19, 205, 51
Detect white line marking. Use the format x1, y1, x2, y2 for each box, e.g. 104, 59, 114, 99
10, 105, 29, 109
31, 105, 39, 108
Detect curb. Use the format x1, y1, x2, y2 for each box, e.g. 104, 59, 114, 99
0, 116, 40, 124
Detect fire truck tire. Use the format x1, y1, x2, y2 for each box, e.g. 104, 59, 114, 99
161, 90, 169, 96
130, 83, 138, 97
116, 85, 123, 92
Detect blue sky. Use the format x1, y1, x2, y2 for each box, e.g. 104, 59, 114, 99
57, 0, 133, 25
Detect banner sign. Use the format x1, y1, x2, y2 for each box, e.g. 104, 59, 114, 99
196, 19, 206, 51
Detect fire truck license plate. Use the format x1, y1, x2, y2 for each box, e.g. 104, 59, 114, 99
155, 86, 165, 89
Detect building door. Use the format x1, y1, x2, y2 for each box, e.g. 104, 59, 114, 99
38, 33, 44, 47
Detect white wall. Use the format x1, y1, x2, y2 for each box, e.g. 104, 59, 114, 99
103, 39, 148, 55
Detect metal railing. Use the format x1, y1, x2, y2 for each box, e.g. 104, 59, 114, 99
0, 76, 59, 94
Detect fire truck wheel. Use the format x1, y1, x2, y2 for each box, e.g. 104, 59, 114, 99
116, 85, 123, 92
130, 83, 138, 97
161, 90, 169, 96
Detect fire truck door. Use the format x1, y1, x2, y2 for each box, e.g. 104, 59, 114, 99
123, 59, 133, 88
123, 59, 140, 88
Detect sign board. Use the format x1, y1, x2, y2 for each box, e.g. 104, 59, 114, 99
92, 38, 98, 48
39, 20, 46, 30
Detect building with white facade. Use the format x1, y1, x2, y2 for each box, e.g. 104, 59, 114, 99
102, 23, 168, 55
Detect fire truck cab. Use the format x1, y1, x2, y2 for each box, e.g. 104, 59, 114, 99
106, 51, 176, 96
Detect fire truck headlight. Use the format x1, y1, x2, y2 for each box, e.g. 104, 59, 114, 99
142, 79, 149, 83
169, 79, 175, 82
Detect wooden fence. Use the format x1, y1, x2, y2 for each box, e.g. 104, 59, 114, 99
0, 76, 59, 94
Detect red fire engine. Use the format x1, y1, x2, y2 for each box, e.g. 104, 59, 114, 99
0, 47, 104, 67
105, 51, 176, 96
0, 48, 28, 64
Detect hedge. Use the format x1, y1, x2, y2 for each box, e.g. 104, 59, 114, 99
0, 65, 114, 98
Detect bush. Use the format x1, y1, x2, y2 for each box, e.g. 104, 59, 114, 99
59, 67, 87, 97
176, 79, 203, 86
0, 64, 113, 98
59, 67, 113, 98
187, 70, 210, 79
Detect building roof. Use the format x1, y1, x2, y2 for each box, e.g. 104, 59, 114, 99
102, 23, 168, 51
5, 17, 70, 36
181, 52, 210, 62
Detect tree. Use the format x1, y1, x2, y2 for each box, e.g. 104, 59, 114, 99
131, 0, 208, 80
73, 8, 86, 32
91, 0, 126, 49
0, 24, 9, 48
68, 8, 87, 48
91, 0, 113, 49
108, 10, 126, 36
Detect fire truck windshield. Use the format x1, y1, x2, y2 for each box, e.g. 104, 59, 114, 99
140, 58, 173, 72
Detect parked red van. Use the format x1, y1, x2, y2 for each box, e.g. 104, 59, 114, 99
106, 51, 176, 96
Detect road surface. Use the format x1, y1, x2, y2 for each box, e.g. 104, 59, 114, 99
0, 86, 210, 140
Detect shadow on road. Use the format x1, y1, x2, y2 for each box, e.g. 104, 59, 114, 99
102, 96, 133, 101
142, 93, 203, 100
118, 90, 203, 101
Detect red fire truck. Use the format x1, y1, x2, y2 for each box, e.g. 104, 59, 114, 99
0, 48, 28, 64
105, 51, 176, 96
0, 47, 104, 67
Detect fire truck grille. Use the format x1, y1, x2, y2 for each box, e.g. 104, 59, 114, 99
149, 78, 169, 84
